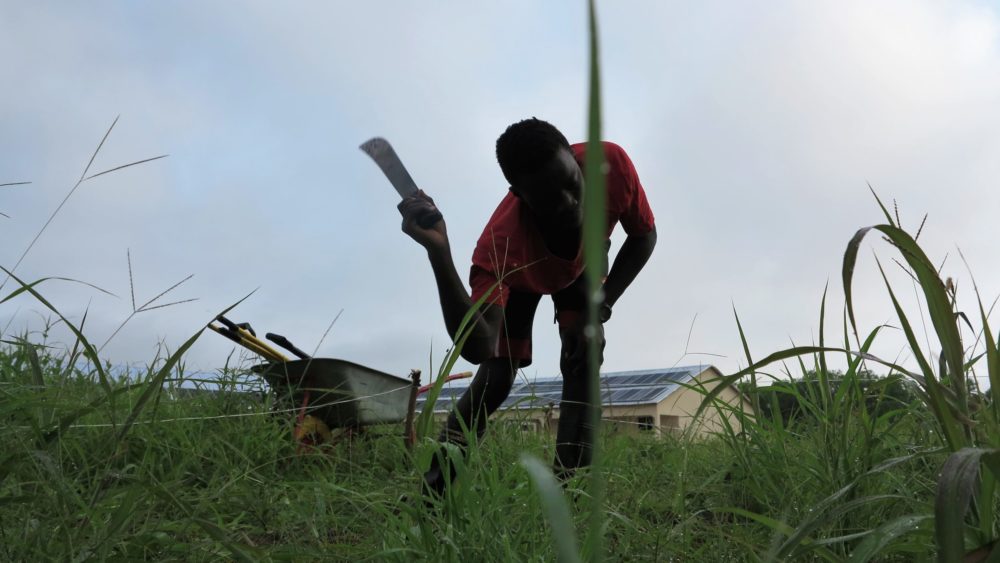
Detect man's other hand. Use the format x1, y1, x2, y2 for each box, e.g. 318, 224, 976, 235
398, 190, 449, 251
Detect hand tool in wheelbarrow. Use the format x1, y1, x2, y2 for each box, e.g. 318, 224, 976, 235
265, 332, 310, 360
209, 315, 288, 363
208, 324, 280, 361
359, 137, 442, 229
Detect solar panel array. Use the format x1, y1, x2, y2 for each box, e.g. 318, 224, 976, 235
414, 365, 706, 413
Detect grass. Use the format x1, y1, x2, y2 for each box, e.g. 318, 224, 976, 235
0, 336, 951, 561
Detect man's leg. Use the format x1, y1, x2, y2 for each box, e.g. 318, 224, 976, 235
551, 274, 606, 478
441, 358, 520, 444
553, 323, 604, 477
423, 291, 539, 496
423, 358, 519, 496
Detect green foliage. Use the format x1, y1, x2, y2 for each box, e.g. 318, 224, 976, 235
699, 191, 1000, 561
581, 0, 608, 560
752, 369, 921, 424
0, 333, 946, 561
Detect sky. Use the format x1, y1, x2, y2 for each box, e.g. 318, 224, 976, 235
2, 1, 999, 388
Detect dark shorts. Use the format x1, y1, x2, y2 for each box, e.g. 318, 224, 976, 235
496, 274, 589, 368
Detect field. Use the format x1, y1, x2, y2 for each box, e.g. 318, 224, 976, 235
0, 342, 956, 561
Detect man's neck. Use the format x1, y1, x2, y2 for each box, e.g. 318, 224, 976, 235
534, 208, 583, 260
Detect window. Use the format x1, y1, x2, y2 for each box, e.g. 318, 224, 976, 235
638, 416, 655, 432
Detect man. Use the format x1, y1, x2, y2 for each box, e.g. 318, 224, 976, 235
398, 118, 656, 496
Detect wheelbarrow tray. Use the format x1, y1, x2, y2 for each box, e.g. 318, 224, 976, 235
255, 358, 412, 428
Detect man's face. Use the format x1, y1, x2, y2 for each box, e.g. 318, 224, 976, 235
510, 147, 584, 226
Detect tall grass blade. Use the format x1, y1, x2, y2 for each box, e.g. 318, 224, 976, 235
817, 283, 832, 411
18, 339, 45, 389
80, 115, 119, 182
142, 480, 259, 562
415, 281, 497, 440
733, 305, 762, 418
847, 515, 932, 563
63, 307, 89, 379
844, 224, 965, 407
521, 454, 581, 563
0, 118, 165, 295
92, 486, 142, 560
873, 257, 966, 449
936, 448, 1000, 563
696, 340, 935, 452
867, 185, 896, 226
39, 383, 145, 446
115, 297, 252, 442
82, 154, 168, 182
0, 118, 120, 293
775, 450, 930, 558
583, 0, 608, 559
0, 276, 115, 305
971, 283, 1000, 427
0, 267, 115, 412
115, 326, 204, 442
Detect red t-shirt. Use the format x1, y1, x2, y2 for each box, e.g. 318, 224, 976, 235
470, 141, 655, 308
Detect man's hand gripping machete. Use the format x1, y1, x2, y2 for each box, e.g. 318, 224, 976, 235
359, 137, 442, 229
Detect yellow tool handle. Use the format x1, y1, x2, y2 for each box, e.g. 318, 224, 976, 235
233, 327, 289, 362
208, 324, 285, 362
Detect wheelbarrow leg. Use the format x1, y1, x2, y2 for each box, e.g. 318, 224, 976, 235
404, 370, 421, 450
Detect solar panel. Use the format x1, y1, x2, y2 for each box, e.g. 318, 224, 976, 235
645, 373, 666, 384
525, 381, 562, 394
413, 366, 705, 412
637, 385, 672, 403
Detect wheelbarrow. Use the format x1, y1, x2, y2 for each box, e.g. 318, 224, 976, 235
209, 316, 471, 447
255, 358, 413, 427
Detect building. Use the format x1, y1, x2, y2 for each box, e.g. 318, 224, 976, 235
415, 365, 753, 438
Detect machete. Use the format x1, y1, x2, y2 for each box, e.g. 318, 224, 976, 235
359, 137, 442, 228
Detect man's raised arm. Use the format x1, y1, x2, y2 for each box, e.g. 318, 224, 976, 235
397, 191, 502, 364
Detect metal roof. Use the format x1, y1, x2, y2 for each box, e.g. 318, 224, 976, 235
415, 365, 710, 414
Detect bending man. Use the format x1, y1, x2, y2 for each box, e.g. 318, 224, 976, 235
397, 118, 657, 495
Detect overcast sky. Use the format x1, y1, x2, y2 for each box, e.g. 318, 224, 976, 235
2, 1, 998, 388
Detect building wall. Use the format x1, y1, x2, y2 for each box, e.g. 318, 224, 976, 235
654, 367, 752, 437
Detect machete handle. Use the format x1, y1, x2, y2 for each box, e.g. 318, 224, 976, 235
416, 209, 443, 229
265, 333, 311, 360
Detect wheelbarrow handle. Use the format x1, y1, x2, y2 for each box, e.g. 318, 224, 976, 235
265, 333, 311, 360
417, 371, 473, 395
217, 315, 260, 337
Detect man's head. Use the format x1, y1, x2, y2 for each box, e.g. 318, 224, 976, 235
496, 118, 583, 224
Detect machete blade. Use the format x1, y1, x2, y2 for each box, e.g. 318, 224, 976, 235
359, 136, 442, 228
359, 137, 420, 199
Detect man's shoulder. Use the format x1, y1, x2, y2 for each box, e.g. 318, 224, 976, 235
471, 190, 530, 271
476, 191, 523, 241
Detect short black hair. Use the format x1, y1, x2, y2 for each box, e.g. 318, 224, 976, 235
495, 118, 571, 183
